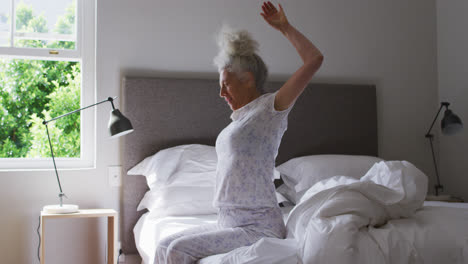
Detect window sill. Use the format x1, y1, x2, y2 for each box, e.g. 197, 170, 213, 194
0, 158, 95, 171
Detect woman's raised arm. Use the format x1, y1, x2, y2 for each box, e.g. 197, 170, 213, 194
261, 1, 323, 111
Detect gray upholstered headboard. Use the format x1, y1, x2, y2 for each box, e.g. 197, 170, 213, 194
121, 77, 377, 254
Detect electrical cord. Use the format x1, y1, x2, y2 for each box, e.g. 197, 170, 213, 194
37, 215, 41, 263
118, 249, 123, 263
117, 249, 123, 263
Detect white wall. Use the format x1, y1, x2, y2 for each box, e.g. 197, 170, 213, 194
436, 0, 468, 200
0, 0, 440, 263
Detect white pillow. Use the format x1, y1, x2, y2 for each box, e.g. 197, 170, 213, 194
128, 144, 217, 189
130, 144, 288, 215
139, 179, 289, 217
129, 144, 218, 217
276, 154, 383, 203
137, 183, 218, 217
276, 182, 298, 205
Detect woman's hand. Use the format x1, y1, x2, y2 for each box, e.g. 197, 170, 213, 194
260, 1, 290, 33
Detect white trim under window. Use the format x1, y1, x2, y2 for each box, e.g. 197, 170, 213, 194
0, 0, 96, 171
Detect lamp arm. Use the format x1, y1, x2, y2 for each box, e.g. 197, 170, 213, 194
428, 135, 443, 195
43, 96, 117, 125
44, 123, 63, 194
425, 102, 450, 136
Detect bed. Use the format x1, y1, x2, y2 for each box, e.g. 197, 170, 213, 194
120, 77, 468, 264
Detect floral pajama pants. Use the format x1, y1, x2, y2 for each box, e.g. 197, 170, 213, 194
155, 207, 286, 264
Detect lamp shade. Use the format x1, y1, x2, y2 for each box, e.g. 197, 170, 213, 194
441, 109, 463, 135
108, 109, 134, 138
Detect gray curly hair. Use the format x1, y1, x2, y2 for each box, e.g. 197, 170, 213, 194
213, 25, 268, 93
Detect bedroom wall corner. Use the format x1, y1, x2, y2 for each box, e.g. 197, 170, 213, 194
436, 0, 468, 201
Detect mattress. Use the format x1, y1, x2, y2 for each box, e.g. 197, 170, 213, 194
134, 202, 468, 264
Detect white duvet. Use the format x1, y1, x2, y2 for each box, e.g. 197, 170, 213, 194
136, 161, 468, 264
286, 160, 428, 264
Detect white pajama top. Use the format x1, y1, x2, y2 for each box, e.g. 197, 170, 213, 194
214, 91, 294, 209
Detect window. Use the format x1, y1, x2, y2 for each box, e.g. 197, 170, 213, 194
0, 0, 95, 170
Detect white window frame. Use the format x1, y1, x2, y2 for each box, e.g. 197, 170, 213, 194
0, 0, 96, 171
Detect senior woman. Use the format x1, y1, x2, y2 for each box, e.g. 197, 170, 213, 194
155, 2, 323, 263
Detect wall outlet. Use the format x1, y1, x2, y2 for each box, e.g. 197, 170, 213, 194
108, 166, 122, 187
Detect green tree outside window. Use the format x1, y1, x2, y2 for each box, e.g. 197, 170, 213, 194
0, 1, 80, 158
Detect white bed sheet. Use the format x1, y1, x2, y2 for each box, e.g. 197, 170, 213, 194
134, 206, 294, 264
134, 202, 468, 264
365, 201, 468, 264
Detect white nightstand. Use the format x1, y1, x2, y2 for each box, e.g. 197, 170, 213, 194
40, 209, 118, 264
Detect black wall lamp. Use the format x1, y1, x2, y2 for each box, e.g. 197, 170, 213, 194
425, 102, 463, 198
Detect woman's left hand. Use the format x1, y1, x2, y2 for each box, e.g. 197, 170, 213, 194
260, 1, 290, 32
